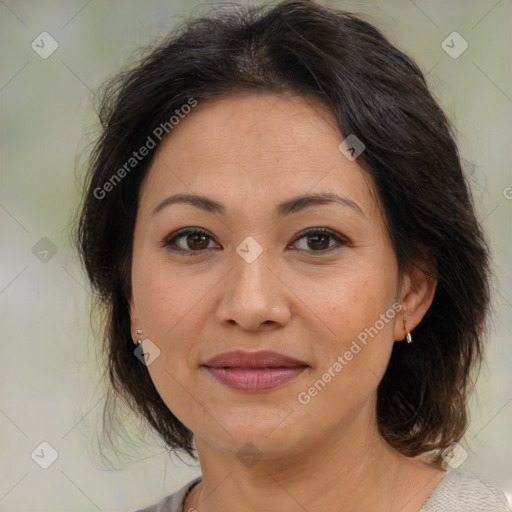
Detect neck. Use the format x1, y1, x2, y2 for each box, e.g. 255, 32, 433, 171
185, 409, 436, 512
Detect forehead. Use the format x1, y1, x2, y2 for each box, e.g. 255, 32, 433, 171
140, 92, 380, 220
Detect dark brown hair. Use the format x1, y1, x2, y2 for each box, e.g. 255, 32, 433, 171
76, 0, 491, 466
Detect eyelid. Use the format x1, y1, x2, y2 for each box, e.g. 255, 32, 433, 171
292, 227, 346, 243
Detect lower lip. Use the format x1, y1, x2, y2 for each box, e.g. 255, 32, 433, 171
204, 366, 308, 392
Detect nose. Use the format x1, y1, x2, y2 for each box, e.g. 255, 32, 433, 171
215, 250, 292, 332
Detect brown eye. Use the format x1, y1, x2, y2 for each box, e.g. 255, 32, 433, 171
306, 233, 330, 250
163, 228, 217, 252
292, 228, 346, 253
185, 232, 209, 250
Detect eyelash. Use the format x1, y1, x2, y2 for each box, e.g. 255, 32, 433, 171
162, 227, 348, 255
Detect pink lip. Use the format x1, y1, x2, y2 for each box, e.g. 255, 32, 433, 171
203, 350, 308, 368
202, 350, 309, 392
205, 367, 308, 392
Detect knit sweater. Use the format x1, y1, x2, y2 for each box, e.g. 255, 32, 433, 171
133, 469, 510, 512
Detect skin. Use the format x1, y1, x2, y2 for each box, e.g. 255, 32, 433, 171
129, 92, 443, 512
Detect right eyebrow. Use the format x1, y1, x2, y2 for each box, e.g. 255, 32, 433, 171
151, 193, 224, 217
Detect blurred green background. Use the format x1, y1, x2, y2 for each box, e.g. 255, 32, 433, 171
1, 1, 511, 510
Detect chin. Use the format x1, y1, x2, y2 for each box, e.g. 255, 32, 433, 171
199, 407, 307, 456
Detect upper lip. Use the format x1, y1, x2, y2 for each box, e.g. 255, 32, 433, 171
203, 350, 309, 368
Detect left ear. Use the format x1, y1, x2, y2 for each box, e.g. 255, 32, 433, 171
393, 257, 437, 341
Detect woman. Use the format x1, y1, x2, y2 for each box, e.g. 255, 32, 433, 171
76, 1, 510, 511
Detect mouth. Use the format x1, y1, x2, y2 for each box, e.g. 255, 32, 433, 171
202, 350, 309, 392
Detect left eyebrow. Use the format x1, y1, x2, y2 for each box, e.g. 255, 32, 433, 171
276, 192, 365, 218
150, 191, 365, 218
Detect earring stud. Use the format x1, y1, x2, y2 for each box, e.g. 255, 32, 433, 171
136, 329, 142, 345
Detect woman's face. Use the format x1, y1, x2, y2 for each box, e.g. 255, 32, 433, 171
129, 92, 426, 460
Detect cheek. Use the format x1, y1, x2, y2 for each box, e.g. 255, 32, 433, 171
290, 263, 398, 382
135, 268, 206, 371
292, 260, 397, 334
294, 285, 397, 428
131, 250, 224, 418
132, 249, 212, 334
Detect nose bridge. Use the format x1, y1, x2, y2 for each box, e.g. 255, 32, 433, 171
216, 241, 291, 330
231, 244, 275, 305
